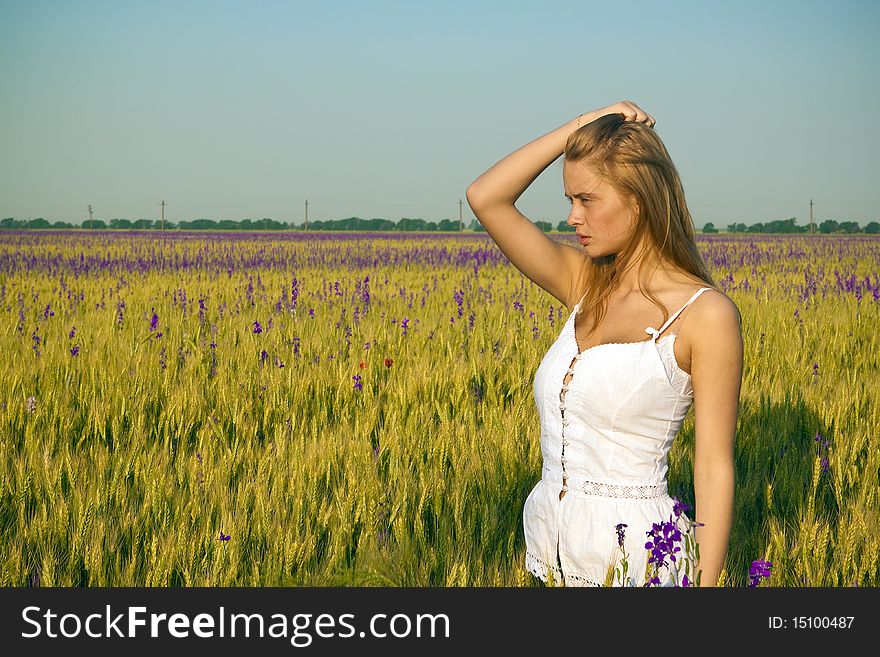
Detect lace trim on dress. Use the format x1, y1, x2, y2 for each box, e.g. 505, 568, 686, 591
525, 550, 603, 587
542, 467, 669, 500
580, 479, 667, 499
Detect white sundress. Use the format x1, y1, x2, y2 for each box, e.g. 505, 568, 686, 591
523, 286, 714, 587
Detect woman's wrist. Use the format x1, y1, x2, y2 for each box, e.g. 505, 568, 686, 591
574, 111, 598, 129
560, 111, 597, 145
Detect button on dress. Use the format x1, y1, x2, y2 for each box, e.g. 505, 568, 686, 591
523, 287, 714, 587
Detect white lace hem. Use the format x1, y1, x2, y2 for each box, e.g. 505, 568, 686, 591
525, 550, 603, 587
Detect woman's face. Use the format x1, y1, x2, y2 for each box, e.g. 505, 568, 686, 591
563, 159, 638, 257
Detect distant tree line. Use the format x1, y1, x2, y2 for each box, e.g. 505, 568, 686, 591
0, 216, 466, 231
2, 215, 878, 234
702, 217, 879, 234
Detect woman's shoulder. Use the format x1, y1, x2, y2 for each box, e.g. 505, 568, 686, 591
661, 270, 740, 325
681, 285, 743, 362
668, 278, 742, 370
688, 285, 742, 329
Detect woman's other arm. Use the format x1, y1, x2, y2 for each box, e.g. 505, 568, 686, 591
689, 293, 743, 586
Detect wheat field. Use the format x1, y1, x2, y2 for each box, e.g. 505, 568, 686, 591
1, 230, 877, 587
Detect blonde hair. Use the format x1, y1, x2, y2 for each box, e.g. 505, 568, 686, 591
564, 113, 716, 334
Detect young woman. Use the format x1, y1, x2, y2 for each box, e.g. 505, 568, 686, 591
466, 101, 742, 587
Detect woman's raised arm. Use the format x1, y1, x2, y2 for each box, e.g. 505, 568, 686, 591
465, 102, 655, 308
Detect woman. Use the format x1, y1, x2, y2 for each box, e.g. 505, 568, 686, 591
466, 101, 742, 587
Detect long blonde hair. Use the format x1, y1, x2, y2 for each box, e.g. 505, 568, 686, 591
564, 113, 716, 334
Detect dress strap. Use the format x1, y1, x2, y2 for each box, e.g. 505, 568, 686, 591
573, 288, 589, 311
644, 287, 713, 341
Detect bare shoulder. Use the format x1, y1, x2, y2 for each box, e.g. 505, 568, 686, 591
686, 288, 744, 368
690, 288, 743, 337
673, 287, 742, 375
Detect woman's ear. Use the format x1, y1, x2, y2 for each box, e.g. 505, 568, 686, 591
628, 196, 641, 220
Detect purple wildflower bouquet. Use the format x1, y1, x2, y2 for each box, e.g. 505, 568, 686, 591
610, 497, 775, 587
612, 496, 703, 587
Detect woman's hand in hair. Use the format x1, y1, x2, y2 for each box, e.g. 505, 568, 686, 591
583, 101, 656, 128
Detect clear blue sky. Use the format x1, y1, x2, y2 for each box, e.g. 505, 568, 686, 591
1, 0, 878, 227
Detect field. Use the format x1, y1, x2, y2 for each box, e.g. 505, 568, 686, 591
1, 230, 878, 587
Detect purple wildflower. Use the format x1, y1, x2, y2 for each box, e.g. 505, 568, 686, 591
748, 560, 772, 587
672, 497, 691, 519
70, 345, 79, 357
219, 531, 231, 542
644, 516, 683, 571
253, 320, 262, 334
291, 276, 300, 310
68, 326, 77, 339
260, 349, 268, 365
814, 432, 831, 474
353, 373, 363, 391
360, 275, 369, 305
43, 304, 54, 320
615, 523, 628, 549
149, 308, 159, 332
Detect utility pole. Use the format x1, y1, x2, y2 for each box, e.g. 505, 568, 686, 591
809, 199, 814, 235
305, 199, 309, 231
160, 200, 166, 231
87, 204, 93, 230
459, 198, 463, 231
